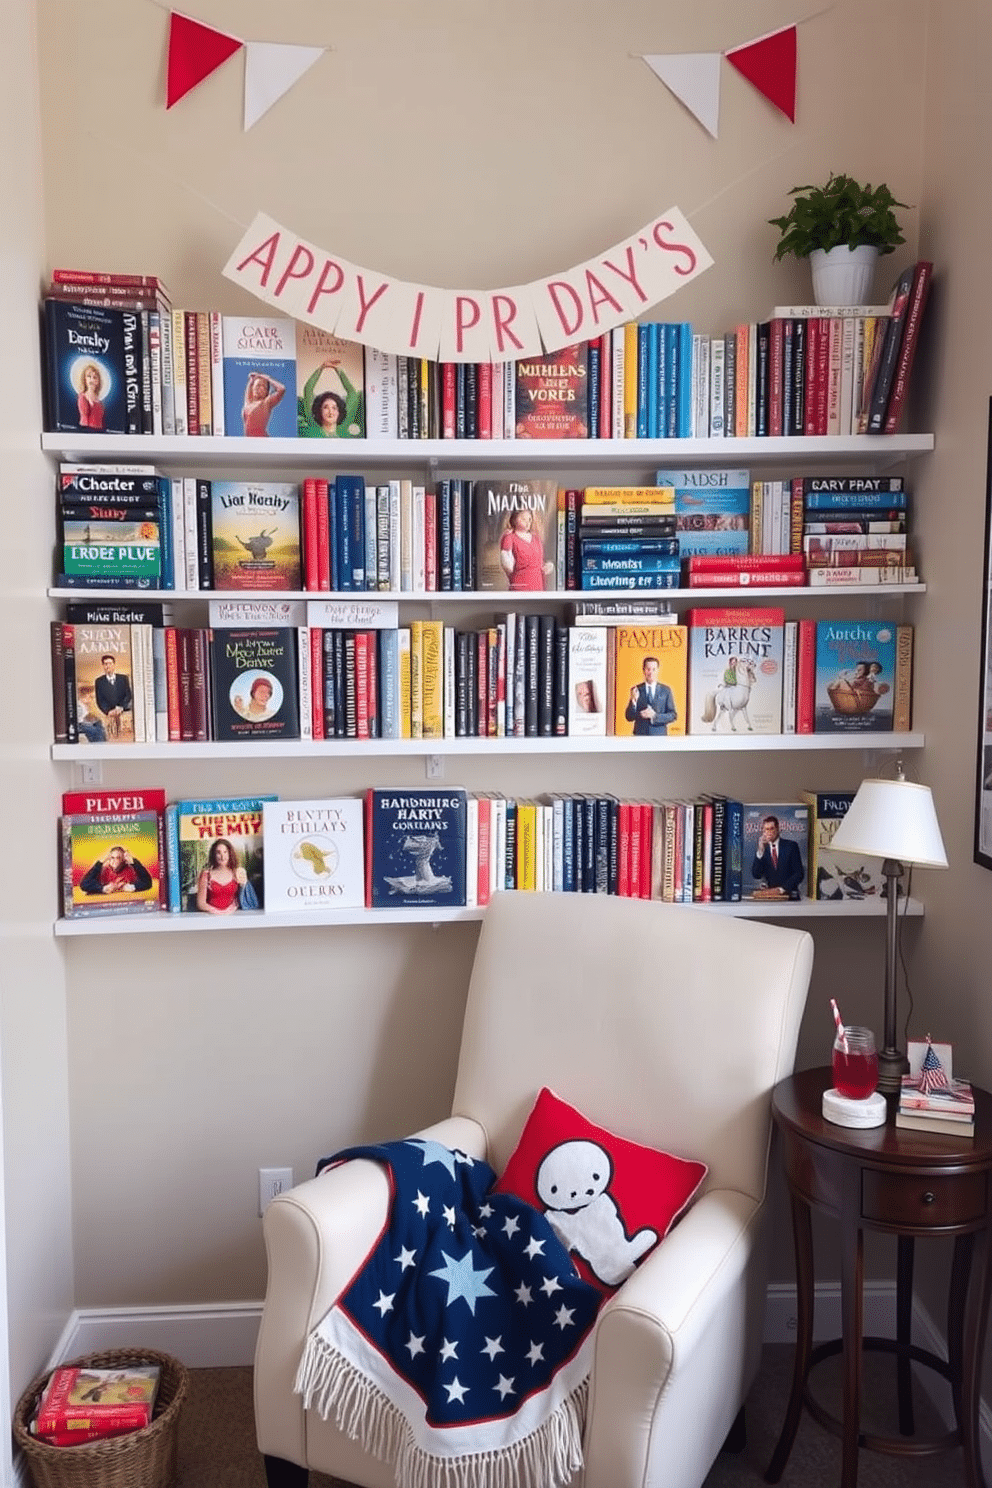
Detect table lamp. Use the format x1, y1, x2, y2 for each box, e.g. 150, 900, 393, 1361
830, 774, 948, 1093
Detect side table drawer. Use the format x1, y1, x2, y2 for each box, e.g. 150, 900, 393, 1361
862, 1169, 988, 1227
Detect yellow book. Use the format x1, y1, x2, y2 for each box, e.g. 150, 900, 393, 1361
612, 625, 688, 737
409, 620, 423, 739
735, 324, 749, 437
398, 627, 411, 739
516, 800, 538, 891
623, 322, 638, 439
582, 486, 676, 505
420, 620, 444, 739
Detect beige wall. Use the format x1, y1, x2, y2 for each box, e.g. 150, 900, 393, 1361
28, 0, 977, 1324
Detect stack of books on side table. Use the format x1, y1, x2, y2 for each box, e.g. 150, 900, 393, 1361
29, 1363, 160, 1446
895, 1038, 975, 1137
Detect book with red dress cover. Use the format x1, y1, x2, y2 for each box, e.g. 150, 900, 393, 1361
220, 316, 296, 438
43, 300, 129, 434
165, 795, 275, 913
471, 479, 559, 593
514, 344, 589, 438
33, 1365, 160, 1439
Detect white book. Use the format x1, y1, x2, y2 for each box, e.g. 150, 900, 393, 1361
490, 364, 504, 440
297, 625, 312, 741
183, 477, 198, 589
851, 317, 867, 436
151, 624, 169, 741
171, 308, 187, 438
209, 599, 306, 626
399, 479, 414, 592
682, 800, 695, 903
158, 307, 176, 436
692, 334, 709, 439
388, 480, 402, 591
533, 804, 545, 893
397, 626, 411, 738
209, 311, 226, 437
568, 628, 608, 736
496, 621, 506, 737
412, 485, 426, 592
262, 798, 365, 911
549, 796, 565, 892
375, 487, 391, 591
364, 484, 378, 594
129, 623, 147, 744
365, 347, 399, 439
170, 479, 186, 593
148, 313, 163, 435
771, 302, 892, 319
443, 625, 456, 738
709, 337, 726, 437
465, 797, 479, 909
503, 362, 516, 439
304, 598, 398, 629
504, 611, 516, 738
611, 332, 626, 440
839, 316, 857, 436
782, 620, 797, 734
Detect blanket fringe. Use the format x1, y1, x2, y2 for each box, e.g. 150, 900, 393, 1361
295, 1331, 587, 1488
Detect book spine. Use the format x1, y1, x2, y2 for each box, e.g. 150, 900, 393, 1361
185, 311, 200, 435
196, 479, 213, 589
209, 309, 225, 437
894, 624, 914, 731
121, 311, 142, 434
796, 618, 816, 733
883, 262, 933, 434
195, 309, 212, 433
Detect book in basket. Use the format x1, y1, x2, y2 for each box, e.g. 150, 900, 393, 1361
262, 798, 365, 911
33, 1363, 160, 1439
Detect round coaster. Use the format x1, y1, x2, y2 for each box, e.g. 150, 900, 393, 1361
822, 1087, 888, 1129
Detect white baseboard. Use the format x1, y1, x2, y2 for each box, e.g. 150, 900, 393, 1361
48, 1302, 262, 1370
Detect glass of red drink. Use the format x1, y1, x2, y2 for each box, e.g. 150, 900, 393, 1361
832, 1026, 879, 1100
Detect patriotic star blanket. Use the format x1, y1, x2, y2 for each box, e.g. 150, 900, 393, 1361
294, 1138, 603, 1488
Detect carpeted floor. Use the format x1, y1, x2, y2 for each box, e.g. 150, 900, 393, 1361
172, 1344, 975, 1487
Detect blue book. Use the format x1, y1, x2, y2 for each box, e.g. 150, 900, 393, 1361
802, 482, 907, 510
579, 538, 679, 556
646, 323, 660, 439
742, 802, 809, 901
663, 324, 678, 437
378, 629, 400, 739
156, 476, 174, 590
44, 300, 129, 435
724, 799, 744, 902
335, 475, 366, 591
366, 788, 467, 908
656, 466, 751, 558
165, 794, 276, 913
813, 619, 898, 733
637, 324, 650, 439
580, 571, 681, 590
581, 554, 681, 573
220, 316, 297, 439
561, 796, 577, 892
587, 338, 602, 438
327, 482, 340, 592
451, 478, 464, 591
675, 323, 694, 437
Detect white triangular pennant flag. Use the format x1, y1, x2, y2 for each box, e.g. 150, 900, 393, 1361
243, 41, 325, 130
642, 52, 722, 138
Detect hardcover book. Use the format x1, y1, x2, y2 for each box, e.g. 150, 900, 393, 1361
686, 607, 785, 734
165, 795, 274, 913
208, 627, 300, 741
514, 344, 589, 438
262, 797, 365, 910
70, 623, 140, 744
813, 619, 898, 732
654, 467, 750, 557
799, 789, 885, 900
741, 802, 809, 900
221, 316, 297, 438
472, 479, 560, 592
34, 1364, 161, 1438
295, 325, 366, 438
365, 787, 467, 908
61, 510, 161, 583
62, 810, 162, 917
567, 627, 608, 737
207, 481, 302, 590
611, 625, 688, 737
43, 300, 128, 434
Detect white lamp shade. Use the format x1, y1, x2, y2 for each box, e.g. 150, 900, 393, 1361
830, 779, 948, 868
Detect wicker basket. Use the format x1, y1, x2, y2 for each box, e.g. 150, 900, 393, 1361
13, 1347, 189, 1488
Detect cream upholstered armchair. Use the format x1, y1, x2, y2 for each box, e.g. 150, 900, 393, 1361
254, 892, 813, 1488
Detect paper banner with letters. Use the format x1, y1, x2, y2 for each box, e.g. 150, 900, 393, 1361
222, 210, 713, 363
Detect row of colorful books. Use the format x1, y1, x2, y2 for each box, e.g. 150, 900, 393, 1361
59, 784, 882, 921
41, 264, 932, 443
26, 1363, 160, 1447
55, 462, 916, 596
50, 601, 916, 747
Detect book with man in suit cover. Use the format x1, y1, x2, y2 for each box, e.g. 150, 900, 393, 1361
365, 787, 467, 908
612, 624, 688, 737
208, 627, 300, 741
208, 481, 302, 590
296, 325, 366, 438
472, 479, 560, 592
741, 802, 809, 901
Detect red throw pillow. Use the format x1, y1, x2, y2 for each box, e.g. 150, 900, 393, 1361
494, 1087, 707, 1292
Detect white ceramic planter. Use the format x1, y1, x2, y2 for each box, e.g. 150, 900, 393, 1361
809, 244, 879, 307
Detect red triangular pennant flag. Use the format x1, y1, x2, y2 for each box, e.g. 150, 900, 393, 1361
167, 12, 243, 109
725, 25, 797, 123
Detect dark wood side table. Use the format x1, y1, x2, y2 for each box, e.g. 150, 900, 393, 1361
765, 1067, 992, 1488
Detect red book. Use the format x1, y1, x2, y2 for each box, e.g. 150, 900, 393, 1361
599, 333, 612, 439
302, 478, 320, 591
366, 631, 379, 739
640, 802, 654, 900
687, 570, 806, 588
687, 553, 805, 571
61, 788, 165, 816
189, 628, 210, 740
35, 1424, 143, 1447
477, 796, 492, 906
883, 261, 933, 434
796, 618, 816, 733
617, 802, 631, 897
353, 631, 370, 739
52, 269, 169, 291
441, 363, 457, 438
177, 628, 194, 741
310, 627, 325, 740
476, 632, 488, 737
424, 491, 438, 591
477, 362, 493, 440
316, 480, 331, 590
813, 316, 830, 434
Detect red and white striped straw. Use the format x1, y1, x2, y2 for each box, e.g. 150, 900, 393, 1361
830, 999, 848, 1051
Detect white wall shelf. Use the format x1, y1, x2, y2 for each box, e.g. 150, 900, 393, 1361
42, 432, 935, 472
48, 583, 927, 603
53, 895, 925, 936
51, 732, 925, 761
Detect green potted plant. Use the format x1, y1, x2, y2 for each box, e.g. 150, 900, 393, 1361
768, 173, 908, 306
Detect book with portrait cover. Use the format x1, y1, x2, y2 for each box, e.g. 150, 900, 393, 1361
262, 797, 365, 911
611, 624, 688, 736
208, 627, 300, 741
813, 619, 900, 733
207, 481, 302, 590
295, 325, 366, 438
741, 802, 809, 901
62, 810, 162, 918
686, 607, 785, 735
514, 344, 589, 438
221, 316, 297, 438
164, 795, 275, 913
365, 787, 467, 908
471, 479, 560, 592
567, 626, 608, 737
69, 623, 140, 744
43, 300, 129, 434
798, 789, 885, 901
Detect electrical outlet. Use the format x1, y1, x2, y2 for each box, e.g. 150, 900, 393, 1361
74, 760, 103, 786
425, 754, 444, 780
258, 1167, 293, 1216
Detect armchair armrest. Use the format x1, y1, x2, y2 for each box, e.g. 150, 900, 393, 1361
254, 1115, 487, 1464
583, 1187, 766, 1488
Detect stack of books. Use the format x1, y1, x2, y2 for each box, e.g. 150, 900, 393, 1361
29, 1363, 160, 1446
895, 1039, 975, 1136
